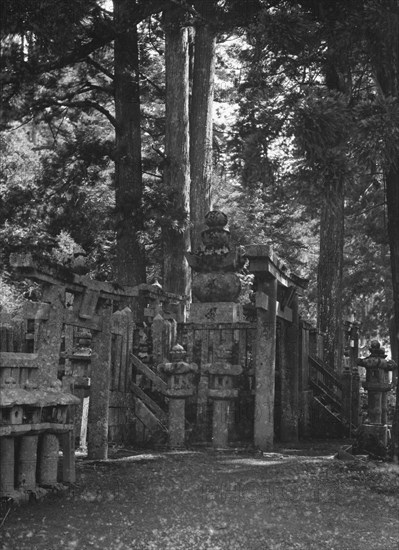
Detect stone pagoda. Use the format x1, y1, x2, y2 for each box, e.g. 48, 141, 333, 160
185, 210, 244, 323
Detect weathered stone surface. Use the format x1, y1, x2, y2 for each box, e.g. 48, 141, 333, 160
189, 302, 244, 323
254, 278, 277, 451
0, 438, 15, 495
357, 340, 396, 425
0, 377, 80, 412
185, 211, 244, 302
39, 433, 60, 486
212, 400, 230, 448
192, 272, 241, 303
18, 435, 38, 490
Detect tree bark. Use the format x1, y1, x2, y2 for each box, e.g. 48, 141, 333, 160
113, 0, 146, 287
162, 7, 191, 296
317, 51, 347, 372
189, 18, 216, 252
317, 177, 345, 371
370, 0, 399, 461
385, 163, 399, 462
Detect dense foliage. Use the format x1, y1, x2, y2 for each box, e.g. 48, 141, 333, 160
0, 0, 397, 351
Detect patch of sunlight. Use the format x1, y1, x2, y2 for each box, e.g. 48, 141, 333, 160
111, 453, 163, 462
221, 455, 335, 467
165, 450, 203, 455
82, 453, 164, 464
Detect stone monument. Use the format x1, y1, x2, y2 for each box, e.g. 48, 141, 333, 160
185, 210, 244, 323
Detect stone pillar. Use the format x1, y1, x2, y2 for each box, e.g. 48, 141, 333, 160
33, 284, 65, 386
368, 390, 383, 424
299, 321, 312, 438
341, 351, 352, 432
351, 366, 361, 428
280, 293, 299, 442
254, 276, 277, 451
0, 438, 15, 495
212, 401, 230, 448
152, 313, 165, 366
18, 435, 38, 490
87, 300, 113, 460
309, 328, 324, 361
350, 323, 361, 428
61, 429, 76, 483
168, 399, 186, 448
39, 433, 59, 486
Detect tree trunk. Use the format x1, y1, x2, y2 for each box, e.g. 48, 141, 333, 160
162, 7, 190, 296
372, 3, 399, 460
113, 0, 146, 287
317, 53, 347, 372
386, 164, 399, 462
189, 19, 216, 252
317, 177, 345, 371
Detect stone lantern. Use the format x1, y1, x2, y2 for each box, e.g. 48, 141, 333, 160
203, 346, 243, 449
158, 344, 197, 448
357, 340, 397, 446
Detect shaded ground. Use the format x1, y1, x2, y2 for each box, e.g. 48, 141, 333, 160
1, 441, 399, 550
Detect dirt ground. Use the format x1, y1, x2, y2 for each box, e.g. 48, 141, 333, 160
1, 441, 399, 550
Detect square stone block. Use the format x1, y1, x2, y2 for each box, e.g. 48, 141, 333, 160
189, 303, 244, 323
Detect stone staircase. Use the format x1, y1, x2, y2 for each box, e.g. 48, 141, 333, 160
309, 355, 356, 435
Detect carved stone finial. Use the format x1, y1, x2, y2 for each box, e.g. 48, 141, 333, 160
204, 210, 228, 228
170, 344, 187, 362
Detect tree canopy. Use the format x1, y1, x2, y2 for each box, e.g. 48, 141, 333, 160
1, 0, 398, 357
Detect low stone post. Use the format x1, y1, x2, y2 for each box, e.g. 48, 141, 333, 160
39, 434, 60, 486
298, 321, 312, 438
158, 345, 197, 448
341, 350, 353, 433
204, 348, 242, 449
18, 435, 39, 490
0, 438, 15, 495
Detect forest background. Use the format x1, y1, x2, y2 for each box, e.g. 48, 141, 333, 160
1, 0, 399, 453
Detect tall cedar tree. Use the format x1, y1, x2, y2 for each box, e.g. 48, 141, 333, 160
0, 1, 167, 286
113, 0, 146, 286
162, 5, 190, 296
189, 1, 216, 252
313, 1, 348, 372
367, 0, 399, 462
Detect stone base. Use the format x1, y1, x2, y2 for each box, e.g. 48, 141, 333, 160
189, 302, 244, 323
361, 423, 388, 446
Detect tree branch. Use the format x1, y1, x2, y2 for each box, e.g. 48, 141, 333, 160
139, 70, 165, 96
86, 57, 115, 80
0, 0, 167, 87
56, 100, 116, 127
